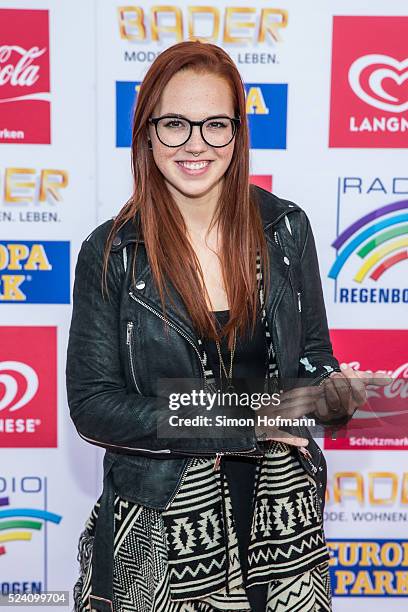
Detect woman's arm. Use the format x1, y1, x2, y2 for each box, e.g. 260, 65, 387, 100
295, 210, 341, 385
292, 211, 388, 426
66, 235, 262, 456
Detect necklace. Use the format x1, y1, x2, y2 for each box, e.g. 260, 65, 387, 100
215, 328, 237, 392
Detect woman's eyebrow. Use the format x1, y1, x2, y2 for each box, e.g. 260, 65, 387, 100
159, 112, 188, 118
159, 113, 231, 120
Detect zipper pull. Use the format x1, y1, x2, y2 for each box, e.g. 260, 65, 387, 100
126, 321, 133, 345
299, 446, 312, 459
213, 453, 223, 471
297, 291, 302, 312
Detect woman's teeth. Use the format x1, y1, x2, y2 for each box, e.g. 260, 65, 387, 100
177, 161, 210, 170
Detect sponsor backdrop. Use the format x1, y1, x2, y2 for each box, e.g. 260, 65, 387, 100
0, 0, 406, 609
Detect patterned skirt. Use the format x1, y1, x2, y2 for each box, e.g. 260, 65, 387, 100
73, 442, 332, 612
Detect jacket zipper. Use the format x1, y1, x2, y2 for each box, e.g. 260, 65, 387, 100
126, 321, 142, 394
77, 431, 172, 454
213, 448, 264, 471
274, 229, 302, 314
129, 290, 208, 392
164, 456, 194, 510
129, 290, 263, 471
299, 446, 318, 474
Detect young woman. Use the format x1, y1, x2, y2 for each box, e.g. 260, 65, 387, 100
66, 40, 386, 612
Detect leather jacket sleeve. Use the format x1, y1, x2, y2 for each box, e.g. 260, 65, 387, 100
294, 211, 341, 381
291, 210, 350, 428
66, 236, 262, 457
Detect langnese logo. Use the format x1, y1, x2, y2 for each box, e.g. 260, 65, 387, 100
116, 81, 287, 149
0, 9, 51, 144
0, 168, 68, 224
0, 476, 62, 589
0, 327, 57, 447
0, 241, 70, 303
328, 539, 408, 597
329, 177, 408, 305
325, 329, 408, 451
329, 17, 408, 148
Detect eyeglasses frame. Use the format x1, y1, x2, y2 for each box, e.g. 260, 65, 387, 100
148, 114, 241, 148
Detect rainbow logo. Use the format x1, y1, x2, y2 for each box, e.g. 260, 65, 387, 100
0, 496, 62, 556
328, 200, 408, 283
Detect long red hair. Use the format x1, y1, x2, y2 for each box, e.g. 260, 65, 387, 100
102, 40, 270, 349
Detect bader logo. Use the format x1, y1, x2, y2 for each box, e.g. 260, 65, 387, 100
329, 16, 408, 148
0, 327, 57, 447
117, 6, 288, 45
0, 240, 70, 303
116, 81, 287, 149
0, 9, 51, 144
0, 168, 68, 224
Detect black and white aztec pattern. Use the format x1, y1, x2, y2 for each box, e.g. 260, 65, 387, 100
73, 443, 331, 612
72, 249, 332, 611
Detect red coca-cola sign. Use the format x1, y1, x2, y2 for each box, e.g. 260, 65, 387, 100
325, 330, 408, 450
0, 9, 50, 144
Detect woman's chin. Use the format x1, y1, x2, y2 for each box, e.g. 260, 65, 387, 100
170, 178, 219, 199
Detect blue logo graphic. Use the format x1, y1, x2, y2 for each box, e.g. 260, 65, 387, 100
0, 241, 70, 303
244, 83, 287, 149
328, 538, 408, 597
116, 81, 287, 150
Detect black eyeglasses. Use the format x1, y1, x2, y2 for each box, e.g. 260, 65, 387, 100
148, 114, 241, 148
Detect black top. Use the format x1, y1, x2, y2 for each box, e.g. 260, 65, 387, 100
202, 309, 268, 393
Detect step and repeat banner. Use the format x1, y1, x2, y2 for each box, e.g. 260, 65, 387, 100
0, 1, 406, 610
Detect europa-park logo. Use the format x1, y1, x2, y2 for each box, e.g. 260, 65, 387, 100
327, 539, 408, 597
0, 241, 70, 303
329, 16, 408, 148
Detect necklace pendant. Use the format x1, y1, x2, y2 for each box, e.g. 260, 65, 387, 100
224, 380, 236, 393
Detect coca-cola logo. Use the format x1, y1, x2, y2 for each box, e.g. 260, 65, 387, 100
348, 54, 408, 113
0, 45, 45, 87
0, 361, 39, 412
341, 361, 408, 422
0, 9, 51, 143
343, 361, 408, 399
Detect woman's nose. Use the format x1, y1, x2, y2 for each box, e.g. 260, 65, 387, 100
184, 125, 208, 153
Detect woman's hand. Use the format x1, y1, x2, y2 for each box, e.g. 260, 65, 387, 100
254, 368, 392, 447
312, 366, 392, 423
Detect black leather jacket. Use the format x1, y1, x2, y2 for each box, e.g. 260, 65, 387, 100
66, 185, 343, 611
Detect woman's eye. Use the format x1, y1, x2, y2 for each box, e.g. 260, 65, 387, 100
208, 121, 227, 129
164, 120, 183, 128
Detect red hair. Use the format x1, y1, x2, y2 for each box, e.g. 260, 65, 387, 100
102, 39, 270, 348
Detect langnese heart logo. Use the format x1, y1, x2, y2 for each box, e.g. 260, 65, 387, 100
348, 54, 408, 113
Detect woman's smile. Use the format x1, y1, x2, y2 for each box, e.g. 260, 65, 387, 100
175, 159, 213, 175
